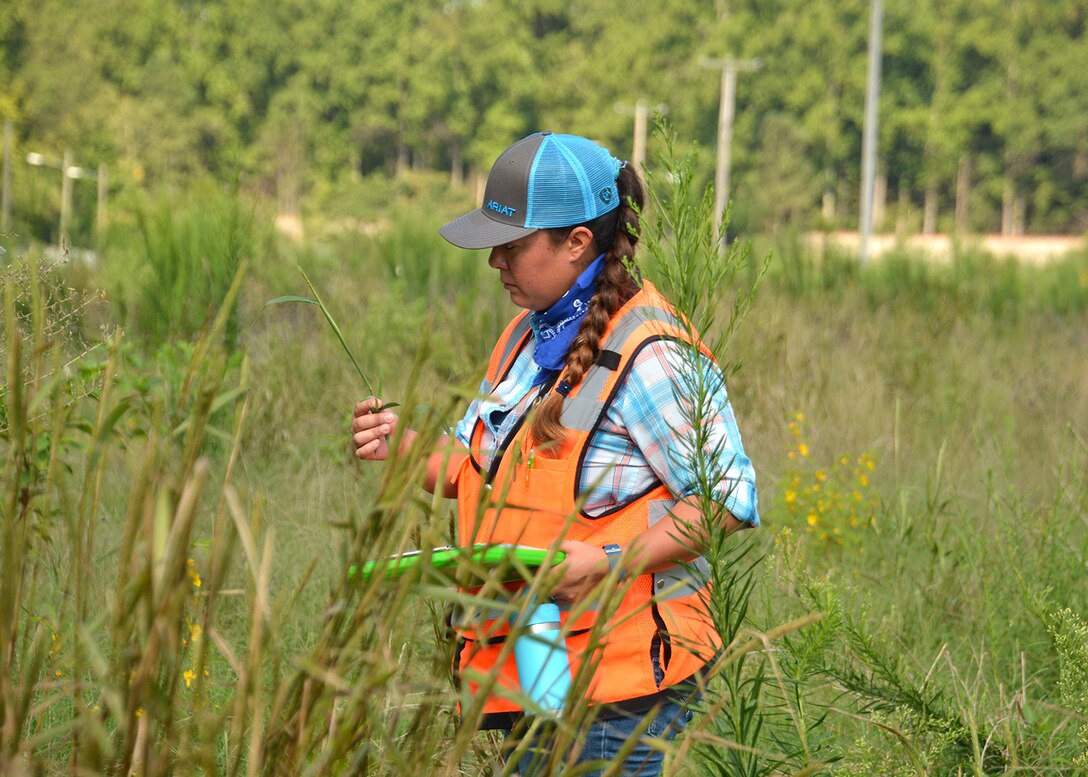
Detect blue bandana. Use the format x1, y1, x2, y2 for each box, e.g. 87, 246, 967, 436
528, 253, 606, 386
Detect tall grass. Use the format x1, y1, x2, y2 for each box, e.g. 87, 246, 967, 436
4, 158, 1088, 774
98, 184, 274, 347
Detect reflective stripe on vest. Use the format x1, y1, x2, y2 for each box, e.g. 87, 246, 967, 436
482, 313, 533, 395
559, 305, 687, 431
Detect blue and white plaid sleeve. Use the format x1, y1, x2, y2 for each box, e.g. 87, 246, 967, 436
454, 377, 489, 449
613, 340, 760, 526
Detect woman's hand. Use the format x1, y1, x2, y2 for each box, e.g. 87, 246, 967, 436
351, 398, 399, 460
551, 540, 610, 603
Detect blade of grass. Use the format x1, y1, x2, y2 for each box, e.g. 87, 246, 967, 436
264, 269, 398, 409
297, 267, 374, 396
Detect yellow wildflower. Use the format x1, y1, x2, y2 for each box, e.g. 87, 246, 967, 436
184, 669, 196, 689
186, 559, 202, 589
806, 513, 818, 527
798, 443, 809, 457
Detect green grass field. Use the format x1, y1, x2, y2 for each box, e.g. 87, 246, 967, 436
2, 182, 1087, 774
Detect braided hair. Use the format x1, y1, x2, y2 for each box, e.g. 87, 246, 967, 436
530, 165, 645, 448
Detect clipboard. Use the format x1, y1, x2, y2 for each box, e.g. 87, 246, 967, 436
351, 544, 566, 582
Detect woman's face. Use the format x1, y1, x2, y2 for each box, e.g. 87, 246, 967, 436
487, 228, 593, 311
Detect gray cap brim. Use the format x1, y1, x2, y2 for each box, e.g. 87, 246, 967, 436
439, 208, 537, 249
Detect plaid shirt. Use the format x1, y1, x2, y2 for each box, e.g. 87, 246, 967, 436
455, 332, 760, 526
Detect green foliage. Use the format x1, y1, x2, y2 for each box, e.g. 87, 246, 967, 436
4, 0, 1088, 238
4, 130, 1088, 773
1048, 608, 1088, 768
99, 186, 267, 346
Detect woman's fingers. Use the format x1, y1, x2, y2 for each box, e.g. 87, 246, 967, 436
551, 540, 609, 602
353, 397, 383, 420
351, 399, 398, 460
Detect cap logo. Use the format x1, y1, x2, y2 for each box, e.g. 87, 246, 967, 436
487, 199, 518, 218
599, 188, 613, 204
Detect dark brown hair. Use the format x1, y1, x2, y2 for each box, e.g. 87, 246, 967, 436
530, 165, 645, 448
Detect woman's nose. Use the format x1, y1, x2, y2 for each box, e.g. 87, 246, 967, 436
488, 249, 505, 269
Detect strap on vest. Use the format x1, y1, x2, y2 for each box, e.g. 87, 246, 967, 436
560, 305, 686, 432
483, 314, 533, 394
596, 350, 621, 370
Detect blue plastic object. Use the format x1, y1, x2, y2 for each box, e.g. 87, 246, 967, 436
512, 601, 572, 713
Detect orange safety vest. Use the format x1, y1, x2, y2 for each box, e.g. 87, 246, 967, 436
451, 281, 722, 717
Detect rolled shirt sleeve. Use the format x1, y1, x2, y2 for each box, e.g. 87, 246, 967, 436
609, 340, 760, 526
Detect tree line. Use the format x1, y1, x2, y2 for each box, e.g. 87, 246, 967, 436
2, 0, 1086, 237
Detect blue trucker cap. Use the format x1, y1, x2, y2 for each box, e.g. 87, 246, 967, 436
439, 132, 623, 250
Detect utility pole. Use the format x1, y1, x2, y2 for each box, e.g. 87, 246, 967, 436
859, 0, 884, 264
613, 100, 668, 172
2, 121, 12, 234
700, 56, 761, 252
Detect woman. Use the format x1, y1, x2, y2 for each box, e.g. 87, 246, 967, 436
351, 132, 759, 775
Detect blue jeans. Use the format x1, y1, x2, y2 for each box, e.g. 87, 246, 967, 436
508, 700, 696, 776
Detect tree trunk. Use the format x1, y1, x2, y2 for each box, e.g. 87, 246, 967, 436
1001, 179, 1015, 236
395, 137, 409, 178
473, 169, 485, 204
954, 154, 971, 235
1074, 149, 1088, 179
450, 140, 463, 187
821, 168, 836, 223
873, 164, 887, 232
923, 184, 938, 234
896, 185, 910, 236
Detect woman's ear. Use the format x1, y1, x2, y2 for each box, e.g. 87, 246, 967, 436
564, 226, 596, 263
